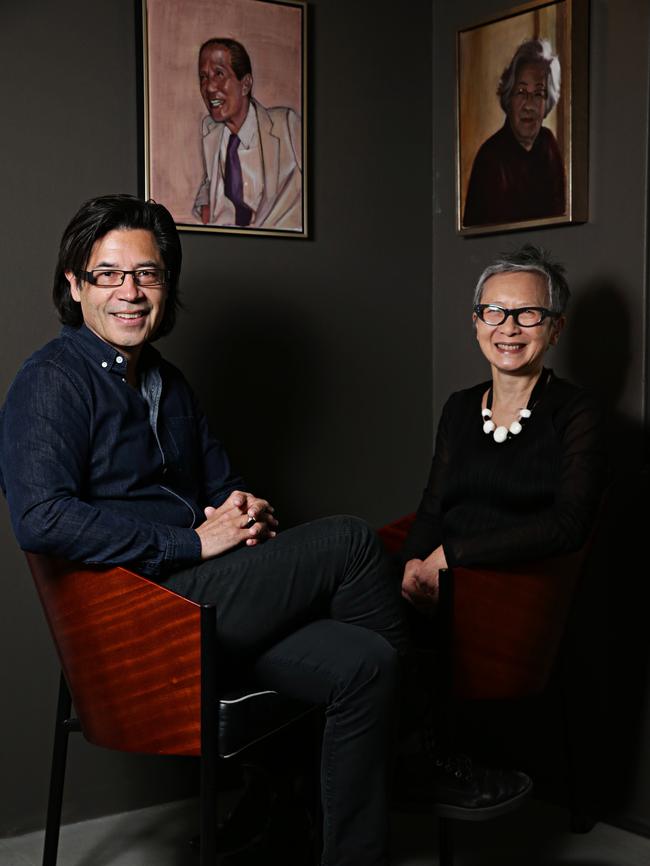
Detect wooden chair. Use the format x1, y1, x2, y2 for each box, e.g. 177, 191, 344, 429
378, 515, 593, 865
25, 553, 315, 866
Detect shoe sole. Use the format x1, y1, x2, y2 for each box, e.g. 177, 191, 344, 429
433, 780, 533, 821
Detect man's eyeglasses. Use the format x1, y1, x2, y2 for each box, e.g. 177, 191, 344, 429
474, 304, 560, 328
81, 269, 169, 288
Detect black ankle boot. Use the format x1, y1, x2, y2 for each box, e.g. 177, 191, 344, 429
394, 749, 532, 819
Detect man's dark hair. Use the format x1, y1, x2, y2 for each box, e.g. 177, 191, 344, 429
473, 244, 570, 314
198, 37, 252, 81
53, 194, 182, 340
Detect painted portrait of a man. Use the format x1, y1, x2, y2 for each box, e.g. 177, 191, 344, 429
193, 38, 302, 231
143, 0, 306, 237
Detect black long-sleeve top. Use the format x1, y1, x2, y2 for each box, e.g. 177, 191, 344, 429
401, 371, 606, 568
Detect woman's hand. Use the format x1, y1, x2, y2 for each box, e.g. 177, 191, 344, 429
401, 545, 448, 609
196, 491, 278, 560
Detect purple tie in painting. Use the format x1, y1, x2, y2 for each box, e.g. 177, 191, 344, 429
224, 134, 253, 227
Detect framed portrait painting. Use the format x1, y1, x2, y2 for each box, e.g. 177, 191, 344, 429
141, 0, 307, 238
456, 0, 589, 235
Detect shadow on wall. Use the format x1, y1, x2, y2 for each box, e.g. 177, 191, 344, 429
567, 282, 650, 824
566, 281, 635, 434
173, 289, 325, 526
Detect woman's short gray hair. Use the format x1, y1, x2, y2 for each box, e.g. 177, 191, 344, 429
498, 39, 561, 118
473, 244, 570, 314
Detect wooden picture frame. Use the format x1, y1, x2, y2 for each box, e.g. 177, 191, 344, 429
142, 0, 307, 238
457, 0, 588, 235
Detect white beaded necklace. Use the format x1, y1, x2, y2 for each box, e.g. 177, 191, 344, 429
481, 386, 532, 444
481, 370, 551, 443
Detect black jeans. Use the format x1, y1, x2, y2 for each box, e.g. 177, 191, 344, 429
162, 515, 409, 866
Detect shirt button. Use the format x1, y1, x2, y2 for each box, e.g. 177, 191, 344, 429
101, 361, 108, 368
116, 356, 123, 364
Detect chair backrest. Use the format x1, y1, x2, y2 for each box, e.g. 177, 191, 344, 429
25, 553, 203, 756
378, 516, 590, 700
449, 551, 586, 700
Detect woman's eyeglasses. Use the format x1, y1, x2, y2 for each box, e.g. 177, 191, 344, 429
474, 304, 560, 327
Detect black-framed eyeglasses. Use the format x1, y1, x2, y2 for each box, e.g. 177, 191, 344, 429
474, 304, 560, 328
81, 268, 169, 288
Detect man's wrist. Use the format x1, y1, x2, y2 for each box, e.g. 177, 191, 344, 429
167, 525, 203, 566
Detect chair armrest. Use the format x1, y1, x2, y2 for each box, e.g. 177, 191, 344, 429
377, 514, 416, 555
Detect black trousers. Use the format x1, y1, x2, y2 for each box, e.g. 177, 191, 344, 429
162, 515, 410, 866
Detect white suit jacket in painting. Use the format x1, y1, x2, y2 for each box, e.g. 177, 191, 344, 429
193, 98, 303, 231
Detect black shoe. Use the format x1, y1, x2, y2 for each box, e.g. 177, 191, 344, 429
394, 751, 532, 820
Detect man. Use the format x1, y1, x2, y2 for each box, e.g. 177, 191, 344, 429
463, 39, 565, 227
0, 195, 528, 865
193, 38, 303, 231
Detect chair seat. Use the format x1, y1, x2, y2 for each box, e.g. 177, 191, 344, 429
218, 685, 314, 758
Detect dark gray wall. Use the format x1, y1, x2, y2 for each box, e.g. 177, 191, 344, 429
0, 0, 433, 834
432, 0, 650, 835
3, 0, 649, 840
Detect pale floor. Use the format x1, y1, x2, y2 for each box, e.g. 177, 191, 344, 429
1, 797, 649, 866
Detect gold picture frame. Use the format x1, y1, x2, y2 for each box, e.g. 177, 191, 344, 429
457, 0, 589, 235
142, 0, 307, 238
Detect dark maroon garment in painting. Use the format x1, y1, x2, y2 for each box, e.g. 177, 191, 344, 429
463, 121, 566, 227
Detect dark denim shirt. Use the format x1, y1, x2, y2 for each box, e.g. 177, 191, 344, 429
0, 325, 244, 576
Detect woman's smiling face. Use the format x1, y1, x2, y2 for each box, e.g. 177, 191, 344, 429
473, 270, 564, 377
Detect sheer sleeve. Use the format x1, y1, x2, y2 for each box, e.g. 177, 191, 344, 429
400, 396, 454, 563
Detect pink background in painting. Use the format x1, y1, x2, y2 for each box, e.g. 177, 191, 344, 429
145, 0, 303, 225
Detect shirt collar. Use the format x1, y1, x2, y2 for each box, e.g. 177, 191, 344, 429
61, 324, 160, 376
235, 101, 258, 149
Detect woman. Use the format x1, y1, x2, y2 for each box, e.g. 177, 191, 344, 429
401, 244, 605, 610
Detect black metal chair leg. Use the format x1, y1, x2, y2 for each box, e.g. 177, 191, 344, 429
200, 606, 218, 866
438, 816, 454, 866
560, 679, 597, 834
309, 711, 324, 865
199, 753, 217, 866
43, 673, 73, 866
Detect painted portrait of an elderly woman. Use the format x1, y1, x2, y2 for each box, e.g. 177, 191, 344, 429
463, 39, 564, 227
457, 0, 588, 234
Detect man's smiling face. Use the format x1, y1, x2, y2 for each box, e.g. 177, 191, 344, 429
65, 228, 167, 363
198, 43, 252, 133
